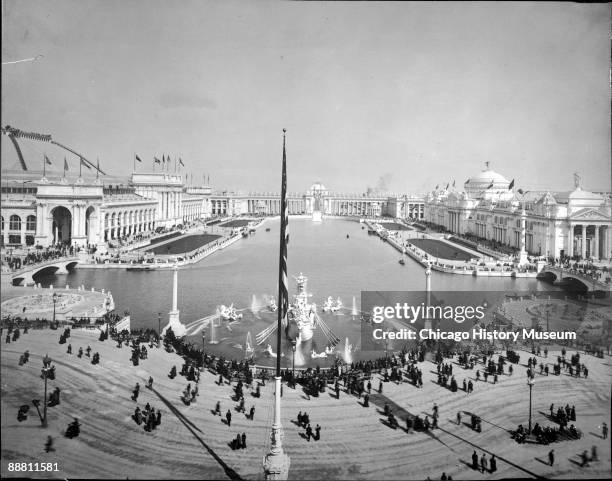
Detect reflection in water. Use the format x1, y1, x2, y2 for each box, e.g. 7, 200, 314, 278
35, 218, 556, 366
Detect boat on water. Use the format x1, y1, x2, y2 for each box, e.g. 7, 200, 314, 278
399, 258, 405, 265
126, 265, 152, 271
265, 227, 271, 232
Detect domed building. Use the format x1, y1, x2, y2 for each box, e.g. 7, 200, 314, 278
464, 164, 513, 201
424, 166, 611, 262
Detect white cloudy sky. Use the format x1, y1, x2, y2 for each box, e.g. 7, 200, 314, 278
2, 1, 610, 193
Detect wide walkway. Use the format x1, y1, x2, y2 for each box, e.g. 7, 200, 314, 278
1, 329, 610, 479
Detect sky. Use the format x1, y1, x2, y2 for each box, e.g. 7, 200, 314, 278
2, 1, 610, 194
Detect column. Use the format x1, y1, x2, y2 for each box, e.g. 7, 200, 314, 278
581, 224, 587, 259
593, 225, 599, 259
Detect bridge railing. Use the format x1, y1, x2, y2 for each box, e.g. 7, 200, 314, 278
9, 256, 79, 277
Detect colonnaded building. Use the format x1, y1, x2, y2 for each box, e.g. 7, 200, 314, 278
0, 172, 424, 249
424, 165, 612, 261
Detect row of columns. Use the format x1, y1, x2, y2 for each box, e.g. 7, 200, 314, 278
568, 224, 609, 260
104, 208, 156, 241
159, 191, 181, 224
446, 211, 461, 233
183, 201, 203, 222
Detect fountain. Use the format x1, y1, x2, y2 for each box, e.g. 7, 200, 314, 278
209, 310, 219, 344
250, 294, 263, 318
293, 336, 306, 366
245, 332, 254, 358
342, 337, 353, 364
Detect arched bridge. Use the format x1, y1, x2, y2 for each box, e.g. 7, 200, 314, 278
538, 265, 612, 292
10, 257, 80, 286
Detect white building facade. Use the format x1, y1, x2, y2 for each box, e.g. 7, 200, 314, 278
424, 168, 611, 261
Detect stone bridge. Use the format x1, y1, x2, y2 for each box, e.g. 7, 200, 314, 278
538, 265, 612, 292
10, 257, 80, 286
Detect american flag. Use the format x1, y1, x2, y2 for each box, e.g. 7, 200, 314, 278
279, 129, 289, 323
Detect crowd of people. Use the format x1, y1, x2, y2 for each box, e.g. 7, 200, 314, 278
2, 245, 69, 272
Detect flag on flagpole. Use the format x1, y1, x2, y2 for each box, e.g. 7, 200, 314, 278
154, 157, 161, 164
63, 157, 69, 177
43, 154, 52, 177
452, 180, 456, 187
435, 184, 439, 190
487, 181, 494, 189
162, 155, 166, 165
135, 154, 142, 163
96, 158, 100, 178
508, 179, 514, 190
179, 158, 184, 167
445, 182, 449, 190
277, 129, 289, 374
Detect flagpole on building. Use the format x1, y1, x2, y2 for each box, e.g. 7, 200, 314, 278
42, 154, 46, 178
96, 158, 100, 179
79, 158, 82, 178
263, 129, 290, 480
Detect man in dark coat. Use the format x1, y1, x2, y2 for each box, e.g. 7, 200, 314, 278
226, 410, 232, 427
241, 432, 246, 449
471, 450, 478, 470
305, 424, 312, 441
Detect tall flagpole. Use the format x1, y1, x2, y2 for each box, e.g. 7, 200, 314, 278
263, 129, 290, 480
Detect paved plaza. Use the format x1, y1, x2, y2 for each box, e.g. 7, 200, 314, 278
1, 326, 609, 479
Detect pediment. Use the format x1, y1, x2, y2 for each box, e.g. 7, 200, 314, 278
570, 208, 611, 221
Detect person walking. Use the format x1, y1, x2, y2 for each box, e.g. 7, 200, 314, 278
471, 450, 478, 470
226, 409, 232, 427
480, 453, 487, 473
602, 422, 608, 439
548, 449, 554, 466
489, 455, 497, 473
457, 412, 462, 425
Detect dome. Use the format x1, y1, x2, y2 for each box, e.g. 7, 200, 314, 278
465, 169, 510, 187
309, 181, 327, 191
464, 166, 512, 200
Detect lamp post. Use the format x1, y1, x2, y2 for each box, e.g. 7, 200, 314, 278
291, 340, 296, 388
158, 312, 161, 341
52, 292, 57, 328
527, 377, 534, 434
41, 355, 52, 427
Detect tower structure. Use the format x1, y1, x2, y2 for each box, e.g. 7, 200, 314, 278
162, 265, 187, 337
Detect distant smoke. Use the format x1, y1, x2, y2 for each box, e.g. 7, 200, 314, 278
367, 173, 393, 194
